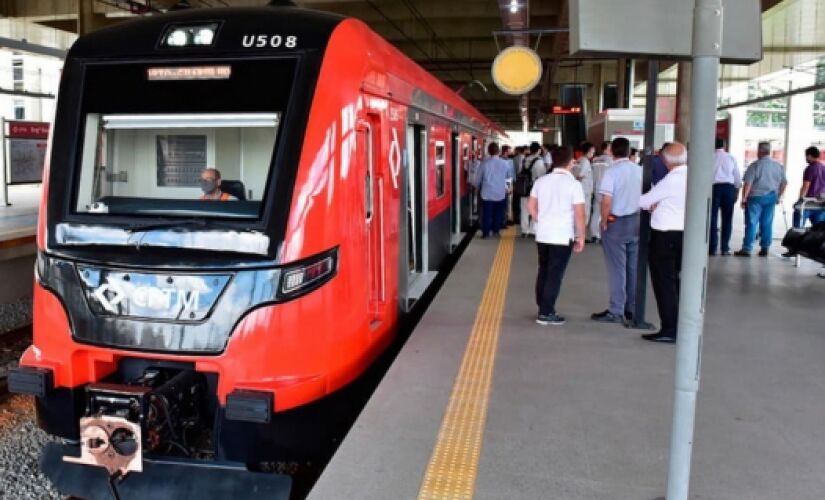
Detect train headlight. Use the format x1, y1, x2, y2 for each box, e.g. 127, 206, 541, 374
166, 29, 189, 47
161, 23, 219, 48
278, 248, 338, 300
193, 28, 215, 46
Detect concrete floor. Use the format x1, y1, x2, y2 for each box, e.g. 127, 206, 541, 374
309, 232, 825, 500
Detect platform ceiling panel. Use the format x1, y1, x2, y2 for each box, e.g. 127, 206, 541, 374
0, 0, 805, 130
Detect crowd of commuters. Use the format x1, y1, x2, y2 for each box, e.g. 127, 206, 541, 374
471, 134, 825, 344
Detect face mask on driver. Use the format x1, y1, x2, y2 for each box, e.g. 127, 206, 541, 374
200, 179, 217, 194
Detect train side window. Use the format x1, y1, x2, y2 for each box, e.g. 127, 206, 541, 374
435, 141, 445, 198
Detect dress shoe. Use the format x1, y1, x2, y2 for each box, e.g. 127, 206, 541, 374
733, 250, 751, 257
591, 310, 624, 323
642, 332, 677, 343
758, 248, 769, 257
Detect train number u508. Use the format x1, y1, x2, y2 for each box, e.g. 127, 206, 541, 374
242, 34, 297, 48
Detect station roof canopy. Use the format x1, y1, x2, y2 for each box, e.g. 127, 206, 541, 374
0, 0, 794, 130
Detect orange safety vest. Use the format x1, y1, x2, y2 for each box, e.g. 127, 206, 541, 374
200, 190, 231, 201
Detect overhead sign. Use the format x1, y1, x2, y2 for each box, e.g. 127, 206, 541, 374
491, 46, 543, 96
550, 105, 581, 115
8, 121, 49, 139
569, 0, 762, 64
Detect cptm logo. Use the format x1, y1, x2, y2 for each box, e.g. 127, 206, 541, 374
93, 279, 201, 315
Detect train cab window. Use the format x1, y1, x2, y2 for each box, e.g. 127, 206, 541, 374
435, 142, 446, 198
74, 112, 279, 219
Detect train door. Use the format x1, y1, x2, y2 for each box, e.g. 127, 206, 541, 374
450, 131, 463, 248
401, 122, 434, 311
460, 138, 472, 232
358, 118, 385, 325
470, 136, 479, 222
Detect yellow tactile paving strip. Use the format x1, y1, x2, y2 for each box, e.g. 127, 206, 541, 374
417, 227, 515, 500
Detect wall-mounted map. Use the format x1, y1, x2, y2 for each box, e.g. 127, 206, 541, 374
8, 138, 47, 184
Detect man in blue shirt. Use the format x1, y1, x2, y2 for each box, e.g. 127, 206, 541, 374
474, 142, 512, 238
735, 142, 787, 257
592, 137, 642, 324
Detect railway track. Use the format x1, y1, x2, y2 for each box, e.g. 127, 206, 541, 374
0, 326, 33, 402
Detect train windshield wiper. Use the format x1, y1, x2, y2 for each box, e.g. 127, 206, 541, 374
125, 218, 253, 233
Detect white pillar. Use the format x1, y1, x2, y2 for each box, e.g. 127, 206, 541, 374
783, 79, 815, 210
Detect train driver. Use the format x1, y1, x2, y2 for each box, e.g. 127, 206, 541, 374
199, 168, 237, 201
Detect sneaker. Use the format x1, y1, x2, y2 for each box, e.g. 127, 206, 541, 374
758, 248, 769, 257
781, 251, 795, 258
591, 310, 624, 323
733, 250, 751, 257
721, 250, 732, 256
537, 314, 566, 326
709, 251, 717, 256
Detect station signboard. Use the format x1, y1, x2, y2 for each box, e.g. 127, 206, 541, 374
6, 120, 50, 185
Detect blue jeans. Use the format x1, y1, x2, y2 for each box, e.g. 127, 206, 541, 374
710, 183, 737, 253
792, 207, 825, 228
481, 199, 506, 236
742, 192, 777, 252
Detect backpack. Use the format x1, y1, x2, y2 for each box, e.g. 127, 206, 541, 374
514, 157, 540, 197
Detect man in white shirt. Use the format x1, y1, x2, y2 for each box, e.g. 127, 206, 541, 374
589, 141, 612, 242
709, 137, 742, 256
542, 143, 554, 170
528, 146, 586, 326
519, 142, 547, 236
638, 142, 688, 344
573, 142, 595, 237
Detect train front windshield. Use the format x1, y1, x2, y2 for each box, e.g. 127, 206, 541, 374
61, 58, 297, 228
75, 112, 279, 219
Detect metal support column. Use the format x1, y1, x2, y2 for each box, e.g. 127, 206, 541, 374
631, 61, 659, 330
0, 117, 8, 207
622, 59, 635, 108
665, 1, 722, 499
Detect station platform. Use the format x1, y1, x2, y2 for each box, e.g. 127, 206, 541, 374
0, 184, 39, 242
309, 229, 825, 500
0, 184, 39, 334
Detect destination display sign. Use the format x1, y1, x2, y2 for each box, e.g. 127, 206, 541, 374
147, 65, 232, 81
550, 105, 582, 115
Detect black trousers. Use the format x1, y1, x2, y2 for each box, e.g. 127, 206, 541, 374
535, 242, 573, 316
648, 230, 683, 336
710, 183, 736, 253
